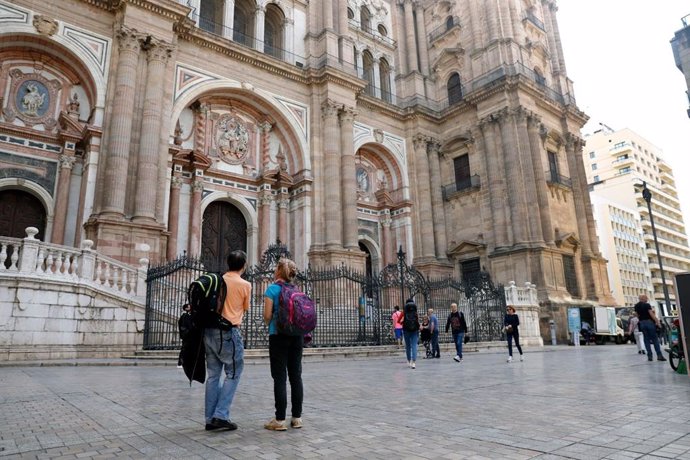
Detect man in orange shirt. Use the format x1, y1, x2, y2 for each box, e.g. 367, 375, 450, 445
204, 250, 252, 431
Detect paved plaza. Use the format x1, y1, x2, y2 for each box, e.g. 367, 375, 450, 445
1, 346, 690, 460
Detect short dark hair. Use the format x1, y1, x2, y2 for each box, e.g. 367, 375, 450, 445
227, 250, 247, 271
394, 305, 400, 311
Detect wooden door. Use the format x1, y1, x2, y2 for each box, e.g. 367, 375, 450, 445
201, 201, 247, 272
0, 189, 46, 240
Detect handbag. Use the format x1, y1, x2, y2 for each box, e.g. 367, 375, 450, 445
463, 334, 470, 344
504, 325, 513, 334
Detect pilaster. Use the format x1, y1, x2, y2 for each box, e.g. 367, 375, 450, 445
340, 106, 358, 250
322, 100, 343, 249
52, 154, 76, 245
412, 134, 435, 260
427, 139, 448, 260
188, 178, 204, 256
166, 175, 182, 260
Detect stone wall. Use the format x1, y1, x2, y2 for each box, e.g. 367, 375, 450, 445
0, 228, 147, 361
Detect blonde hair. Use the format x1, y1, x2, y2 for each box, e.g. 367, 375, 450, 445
276, 258, 297, 282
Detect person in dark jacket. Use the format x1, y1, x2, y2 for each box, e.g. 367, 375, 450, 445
401, 298, 420, 369
634, 294, 666, 362
445, 303, 468, 362
504, 305, 524, 363
178, 303, 193, 367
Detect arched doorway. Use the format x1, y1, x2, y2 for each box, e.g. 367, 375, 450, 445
201, 201, 247, 272
0, 189, 46, 239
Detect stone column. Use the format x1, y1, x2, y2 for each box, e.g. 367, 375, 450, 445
340, 107, 358, 249
223, 0, 235, 40
527, 116, 554, 245
278, 196, 289, 244
542, 3, 561, 74
565, 135, 592, 256
479, 119, 509, 248
414, 4, 430, 75
284, 18, 294, 60
355, 48, 364, 78
259, 121, 272, 171
573, 137, 600, 253
167, 175, 182, 260
258, 191, 272, 255
102, 27, 141, 217
548, 3, 567, 74
499, 111, 528, 245
323, 100, 342, 248
338, 0, 349, 35
52, 154, 76, 245
188, 178, 204, 256
427, 140, 448, 259
403, 0, 418, 73
134, 40, 172, 223
255, 5, 265, 52
467, 0, 482, 49
514, 109, 543, 243
412, 135, 435, 258
381, 212, 393, 266
485, 0, 499, 42
372, 58, 382, 98
323, 0, 334, 30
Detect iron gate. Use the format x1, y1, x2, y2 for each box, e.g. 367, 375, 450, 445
144, 244, 506, 350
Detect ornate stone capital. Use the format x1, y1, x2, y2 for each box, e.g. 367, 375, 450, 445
259, 194, 274, 206
339, 106, 357, 125
258, 121, 273, 133
59, 154, 76, 170
171, 175, 183, 189
146, 40, 175, 63
191, 179, 204, 192
412, 134, 429, 152
116, 26, 143, 53
321, 100, 341, 119
565, 133, 582, 152
278, 198, 290, 209
427, 138, 442, 156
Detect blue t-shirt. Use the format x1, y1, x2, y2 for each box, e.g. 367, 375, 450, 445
430, 314, 439, 333
264, 283, 281, 335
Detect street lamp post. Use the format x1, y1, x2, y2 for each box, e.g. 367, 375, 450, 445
396, 246, 406, 307
641, 181, 672, 316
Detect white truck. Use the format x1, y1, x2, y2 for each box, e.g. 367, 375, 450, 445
580, 306, 627, 344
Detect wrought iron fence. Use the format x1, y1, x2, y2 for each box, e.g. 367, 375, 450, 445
144, 243, 506, 350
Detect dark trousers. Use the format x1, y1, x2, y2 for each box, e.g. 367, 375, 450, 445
639, 319, 663, 357
269, 334, 304, 420
507, 331, 523, 357
431, 331, 440, 357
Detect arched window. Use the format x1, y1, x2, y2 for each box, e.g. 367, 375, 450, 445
446, 15, 455, 31
361, 6, 371, 32
378, 24, 388, 36
264, 3, 285, 59
534, 67, 546, 86
199, 0, 223, 34
362, 50, 375, 96
347, 8, 354, 20
380, 57, 391, 103
447, 72, 463, 105
233, 0, 256, 47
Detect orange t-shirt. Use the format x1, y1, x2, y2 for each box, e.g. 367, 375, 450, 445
222, 271, 252, 326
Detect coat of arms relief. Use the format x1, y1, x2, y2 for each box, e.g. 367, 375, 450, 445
214, 113, 250, 165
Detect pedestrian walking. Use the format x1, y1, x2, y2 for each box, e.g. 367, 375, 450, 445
263, 258, 304, 431
445, 303, 468, 362
634, 294, 667, 362
504, 305, 524, 363
391, 306, 403, 348
428, 308, 440, 358
177, 303, 192, 368
419, 314, 432, 359
401, 298, 420, 369
204, 250, 251, 431
628, 312, 645, 355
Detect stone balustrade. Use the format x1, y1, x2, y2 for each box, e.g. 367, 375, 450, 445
0, 227, 149, 361
504, 281, 543, 347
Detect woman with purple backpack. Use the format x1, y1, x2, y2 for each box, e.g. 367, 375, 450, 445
263, 258, 304, 431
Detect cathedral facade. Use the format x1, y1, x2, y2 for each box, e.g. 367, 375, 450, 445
0, 0, 614, 318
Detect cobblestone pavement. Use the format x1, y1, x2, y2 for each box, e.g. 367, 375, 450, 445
1, 345, 690, 460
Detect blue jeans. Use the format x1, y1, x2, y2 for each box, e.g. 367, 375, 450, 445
403, 330, 419, 362
204, 327, 244, 423
639, 319, 662, 357
453, 332, 465, 358
431, 331, 440, 357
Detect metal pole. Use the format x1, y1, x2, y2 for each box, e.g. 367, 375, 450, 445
642, 181, 672, 316
397, 246, 405, 307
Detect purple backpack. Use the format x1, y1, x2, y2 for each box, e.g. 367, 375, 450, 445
276, 281, 317, 336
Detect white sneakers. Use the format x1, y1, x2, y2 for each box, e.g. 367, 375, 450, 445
411, 361, 416, 369
507, 356, 513, 363
520, 355, 525, 362
290, 417, 303, 429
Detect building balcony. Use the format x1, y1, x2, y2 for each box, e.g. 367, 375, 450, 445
611, 156, 633, 166
348, 19, 397, 47
546, 171, 572, 188
429, 16, 461, 43
442, 175, 481, 200
522, 11, 546, 31
609, 142, 633, 154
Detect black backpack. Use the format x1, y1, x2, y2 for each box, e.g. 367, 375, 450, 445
187, 273, 228, 330
403, 302, 419, 332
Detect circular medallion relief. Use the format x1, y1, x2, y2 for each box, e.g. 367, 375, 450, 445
215, 114, 250, 165
16, 80, 50, 118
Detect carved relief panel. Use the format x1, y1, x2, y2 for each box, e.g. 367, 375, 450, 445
4, 69, 62, 129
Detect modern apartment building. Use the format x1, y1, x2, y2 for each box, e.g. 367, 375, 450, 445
584, 127, 690, 314
671, 14, 690, 117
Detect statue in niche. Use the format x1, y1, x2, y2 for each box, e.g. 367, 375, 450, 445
376, 169, 388, 191
215, 113, 250, 164
67, 93, 80, 117
356, 167, 370, 192
20, 82, 47, 117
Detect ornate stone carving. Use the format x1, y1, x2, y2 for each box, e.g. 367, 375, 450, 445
373, 128, 384, 143
215, 114, 250, 164
173, 120, 183, 146
321, 100, 341, 119
412, 134, 429, 151
59, 154, 76, 169
171, 175, 183, 188
8, 69, 61, 127
116, 26, 143, 53
276, 147, 288, 172
191, 179, 204, 192
356, 166, 370, 193
33, 15, 58, 36
146, 40, 174, 63
67, 93, 80, 117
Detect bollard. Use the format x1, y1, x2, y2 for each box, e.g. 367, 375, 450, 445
549, 319, 557, 345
